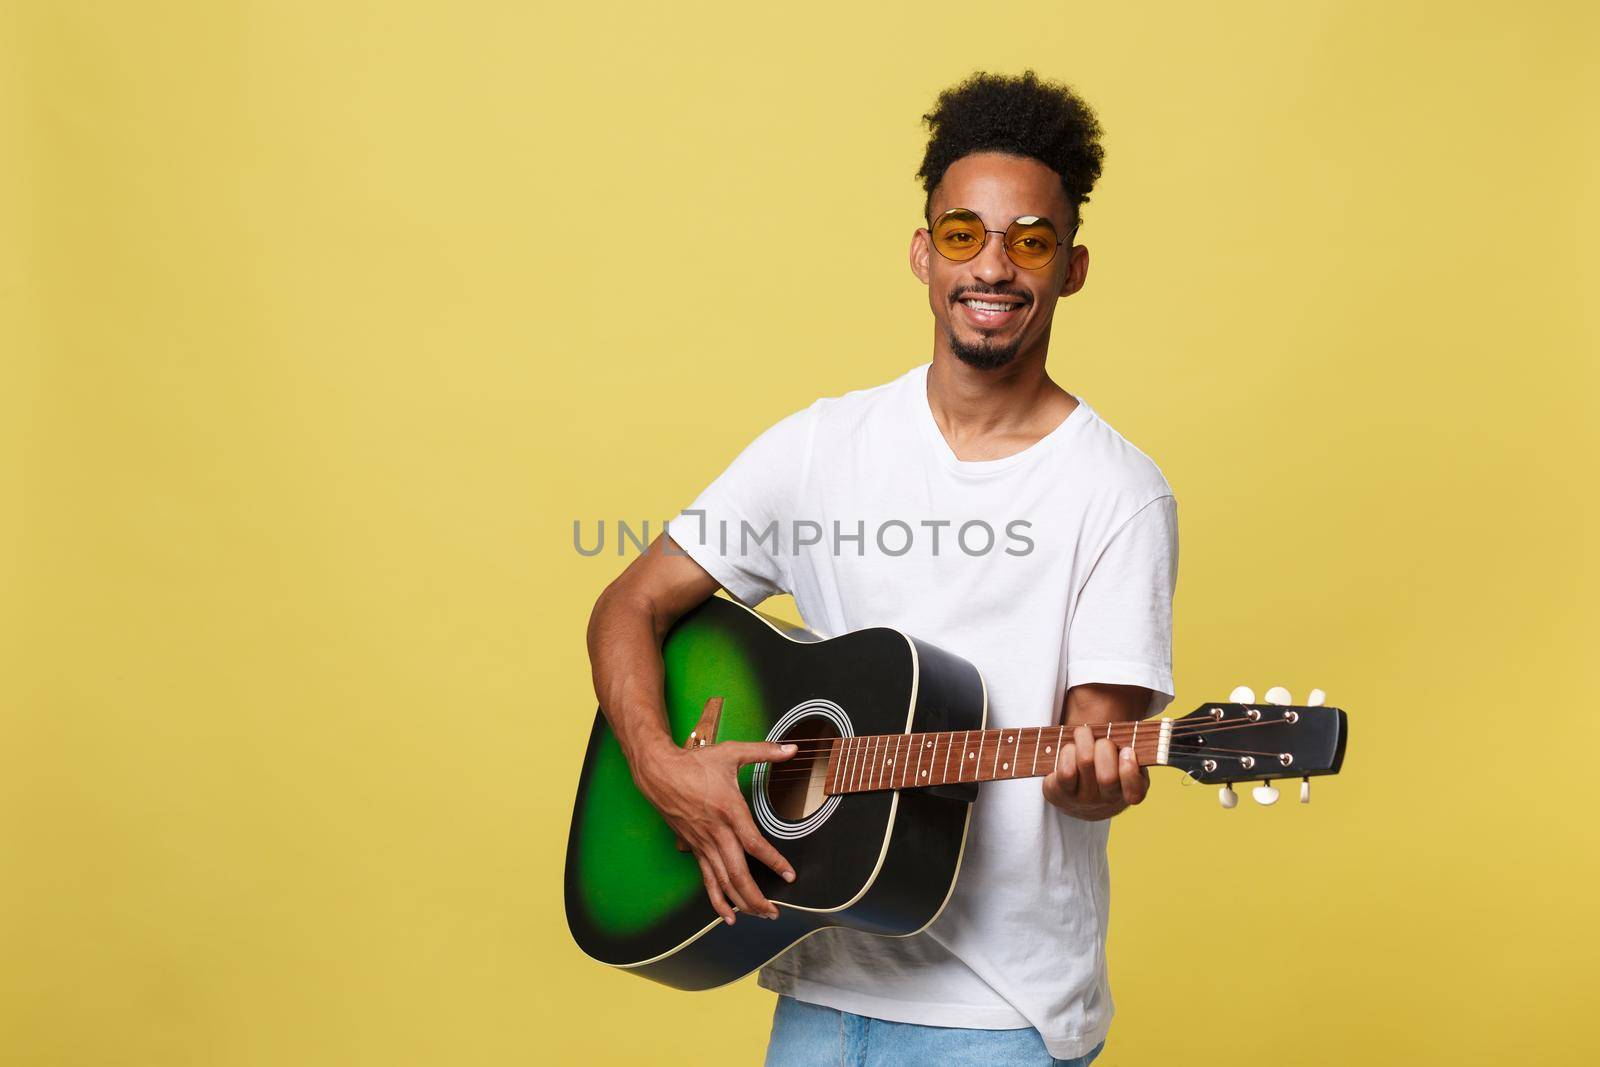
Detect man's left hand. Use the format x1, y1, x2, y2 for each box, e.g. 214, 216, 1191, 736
1041, 723, 1150, 819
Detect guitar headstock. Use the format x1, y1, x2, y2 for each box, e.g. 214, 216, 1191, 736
1167, 686, 1347, 807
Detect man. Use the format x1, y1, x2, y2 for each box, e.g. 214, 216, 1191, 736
586, 69, 1177, 1065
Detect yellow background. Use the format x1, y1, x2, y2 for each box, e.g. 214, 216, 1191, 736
6, 2, 1597, 1064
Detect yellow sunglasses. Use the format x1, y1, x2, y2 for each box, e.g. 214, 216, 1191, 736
928, 208, 1080, 270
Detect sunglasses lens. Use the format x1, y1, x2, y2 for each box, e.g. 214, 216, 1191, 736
931, 210, 985, 262
1005, 217, 1059, 269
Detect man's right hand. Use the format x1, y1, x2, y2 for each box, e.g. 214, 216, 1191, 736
632, 739, 799, 925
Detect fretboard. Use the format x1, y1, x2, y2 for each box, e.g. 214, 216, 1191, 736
823, 720, 1170, 795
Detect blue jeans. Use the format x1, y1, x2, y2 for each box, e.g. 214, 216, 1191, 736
763, 994, 1105, 1067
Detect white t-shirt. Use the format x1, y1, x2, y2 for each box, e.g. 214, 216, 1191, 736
664, 361, 1178, 1059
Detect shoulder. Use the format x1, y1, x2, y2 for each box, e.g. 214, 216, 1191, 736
736, 367, 917, 470
1063, 398, 1175, 505
741, 366, 924, 462
804, 364, 922, 432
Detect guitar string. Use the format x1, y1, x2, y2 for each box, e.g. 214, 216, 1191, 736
742, 715, 1309, 770
717, 715, 1324, 791
757, 741, 1301, 788
755, 723, 1315, 785
720, 711, 1314, 756
751, 720, 1304, 770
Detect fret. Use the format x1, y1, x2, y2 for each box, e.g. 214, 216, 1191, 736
825, 720, 1175, 793
820, 721, 1194, 795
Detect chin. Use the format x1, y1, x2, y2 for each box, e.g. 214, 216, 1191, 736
950, 335, 1021, 371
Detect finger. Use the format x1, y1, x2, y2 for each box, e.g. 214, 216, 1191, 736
1041, 769, 1061, 807
1074, 727, 1096, 796
1118, 747, 1148, 805
704, 847, 750, 916
695, 852, 737, 925
725, 741, 798, 766
716, 829, 778, 919
1043, 743, 1077, 809
1093, 736, 1121, 800
734, 811, 796, 884
1073, 725, 1096, 769
1057, 742, 1078, 787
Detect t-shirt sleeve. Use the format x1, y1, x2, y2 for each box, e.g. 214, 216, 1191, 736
1064, 494, 1179, 716
662, 405, 816, 606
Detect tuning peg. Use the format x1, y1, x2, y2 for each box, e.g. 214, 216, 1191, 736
1306, 689, 1326, 707
1252, 781, 1280, 805
1228, 686, 1255, 704
1264, 686, 1292, 705
1299, 777, 1311, 804
1218, 783, 1238, 808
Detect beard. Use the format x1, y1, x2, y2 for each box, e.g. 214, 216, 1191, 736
947, 323, 1024, 370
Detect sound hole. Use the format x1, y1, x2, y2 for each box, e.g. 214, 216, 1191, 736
766, 717, 840, 822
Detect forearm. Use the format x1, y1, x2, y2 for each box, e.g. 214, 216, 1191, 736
586, 582, 681, 774
1061, 681, 1152, 730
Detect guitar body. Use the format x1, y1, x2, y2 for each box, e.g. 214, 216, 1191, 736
564, 596, 987, 990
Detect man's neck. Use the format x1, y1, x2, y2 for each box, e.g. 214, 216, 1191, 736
925, 352, 1079, 462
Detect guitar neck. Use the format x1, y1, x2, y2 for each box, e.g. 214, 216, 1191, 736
823, 721, 1169, 795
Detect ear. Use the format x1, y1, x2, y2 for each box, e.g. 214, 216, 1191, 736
909, 227, 933, 284
1058, 244, 1089, 298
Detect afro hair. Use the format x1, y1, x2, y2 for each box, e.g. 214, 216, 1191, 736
916, 70, 1105, 228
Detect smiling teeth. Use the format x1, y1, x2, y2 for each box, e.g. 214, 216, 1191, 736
962, 299, 1016, 311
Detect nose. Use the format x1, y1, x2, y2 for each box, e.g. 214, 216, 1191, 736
969, 231, 1018, 286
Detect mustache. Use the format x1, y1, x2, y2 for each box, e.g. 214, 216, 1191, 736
952, 288, 1031, 304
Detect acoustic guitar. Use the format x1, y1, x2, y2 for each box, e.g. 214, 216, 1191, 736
564, 595, 1347, 990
